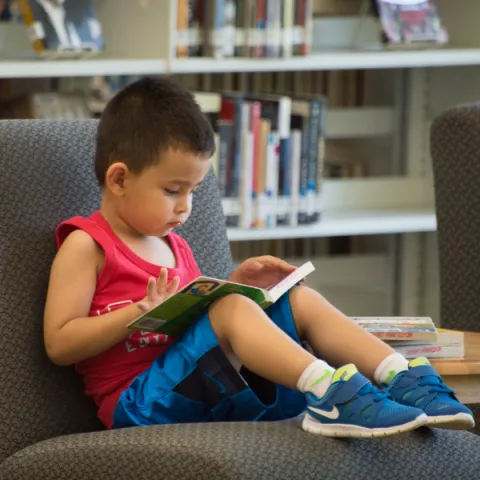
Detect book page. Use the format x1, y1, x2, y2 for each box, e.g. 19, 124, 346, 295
266, 261, 315, 302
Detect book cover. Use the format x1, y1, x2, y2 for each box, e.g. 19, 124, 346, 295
374, 0, 448, 46
18, 0, 104, 55
351, 316, 438, 341
128, 261, 315, 336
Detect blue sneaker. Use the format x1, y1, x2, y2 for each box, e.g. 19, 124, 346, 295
302, 364, 427, 438
383, 357, 475, 430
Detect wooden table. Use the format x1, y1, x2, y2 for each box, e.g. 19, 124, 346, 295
431, 359, 480, 404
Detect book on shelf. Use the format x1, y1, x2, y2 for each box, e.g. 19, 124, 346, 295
17, 0, 104, 56
351, 316, 438, 341
175, 0, 313, 59
373, 0, 448, 47
128, 260, 315, 336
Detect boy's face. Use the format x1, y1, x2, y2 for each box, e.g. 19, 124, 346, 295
108, 148, 211, 237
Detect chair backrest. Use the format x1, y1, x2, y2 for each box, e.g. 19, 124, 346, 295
0, 119, 233, 463
430, 104, 480, 331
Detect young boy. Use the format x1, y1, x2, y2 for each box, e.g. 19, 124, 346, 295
43, 77, 474, 438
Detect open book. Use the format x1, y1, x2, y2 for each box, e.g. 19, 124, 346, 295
128, 261, 315, 337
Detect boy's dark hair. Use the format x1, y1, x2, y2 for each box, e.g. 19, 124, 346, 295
94, 76, 215, 185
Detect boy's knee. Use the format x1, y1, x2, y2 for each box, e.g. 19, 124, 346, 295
288, 285, 310, 305
210, 293, 256, 310
208, 293, 259, 338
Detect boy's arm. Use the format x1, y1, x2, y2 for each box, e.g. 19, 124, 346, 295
43, 230, 144, 366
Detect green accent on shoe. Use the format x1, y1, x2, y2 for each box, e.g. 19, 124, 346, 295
309, 369, 333, 388
409, 357, 430, 368
332, 364, 358, 383
385, 369, 398, 384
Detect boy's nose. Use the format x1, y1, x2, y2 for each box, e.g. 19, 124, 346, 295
175, 198, 189, 214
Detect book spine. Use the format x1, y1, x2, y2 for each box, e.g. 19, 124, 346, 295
176, 0, 189, 58
255, 119, 270, 228
246, 0, 257, 57
223, 0, 237, 58
253, 0, 267, 58
302, 0, 313, 56
217, 121, 232, 199
227, 95, 243, 227
187, 0, 202, 57
293, 0, 305, 56
282, 0, 294, 58
235, 0, 246, 57
314, 98, 327, 222
294, 114, 309, 225
265, 0, 281, 58
290, 129, 302, 227
250, 101, 261, 227
278, 96, 292, 225
240, 102, 254, 228
306, 99, 322, 223
277, 135, 292, 225
17, 0, 45, 55
265, 131, 279, 228
205, 0, 224, 59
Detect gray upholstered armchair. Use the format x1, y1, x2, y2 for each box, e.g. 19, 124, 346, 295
1, 119, 480, 479
431, 103, 480, 432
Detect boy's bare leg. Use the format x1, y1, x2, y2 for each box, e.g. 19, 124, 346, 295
209, 294, 316, 390
209, 291, 430, 437
289, 286, 395, 380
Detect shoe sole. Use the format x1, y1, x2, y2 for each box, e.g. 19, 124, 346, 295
302, 413, 428, 438
426, 413, 476, 430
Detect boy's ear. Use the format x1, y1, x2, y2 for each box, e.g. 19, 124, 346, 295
105, 162, 130, 195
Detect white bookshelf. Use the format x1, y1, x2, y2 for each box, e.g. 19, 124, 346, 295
0, 59, 167, 79
169, 48, 480, 74
227, 208, 436, 242
4, 48, 480, 79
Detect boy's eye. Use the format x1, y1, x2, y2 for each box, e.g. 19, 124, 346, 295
164, 188, 179, 195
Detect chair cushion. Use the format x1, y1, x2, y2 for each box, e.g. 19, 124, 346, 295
430, 104, 480, 331
2, 418, 480, 480
0, 119, 233, 463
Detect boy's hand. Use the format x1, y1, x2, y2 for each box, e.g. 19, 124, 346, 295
137, 268, 180, 312
229, 256, 297, 289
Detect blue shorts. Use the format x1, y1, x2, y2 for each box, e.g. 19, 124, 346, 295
113, 292, 307, 428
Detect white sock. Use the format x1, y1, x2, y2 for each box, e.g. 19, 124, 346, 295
373, 352, 409, 385
297, 359, 335, 398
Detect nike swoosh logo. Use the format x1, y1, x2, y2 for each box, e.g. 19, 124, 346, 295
308, 405, 340, 420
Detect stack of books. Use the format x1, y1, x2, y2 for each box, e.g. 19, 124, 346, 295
352, 317, 480, 360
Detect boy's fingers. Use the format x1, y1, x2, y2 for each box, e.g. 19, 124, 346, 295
157, 268, 168, 292
147, 277, 156, 301
166, 276, 180, 294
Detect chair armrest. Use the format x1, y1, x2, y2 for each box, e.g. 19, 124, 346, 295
2, 418, 480, 480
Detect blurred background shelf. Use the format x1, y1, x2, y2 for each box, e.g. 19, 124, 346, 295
227, 208, 436, 242
4, 48, 480, 78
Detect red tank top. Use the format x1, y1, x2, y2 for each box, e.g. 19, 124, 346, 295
56, 211, 201, 428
